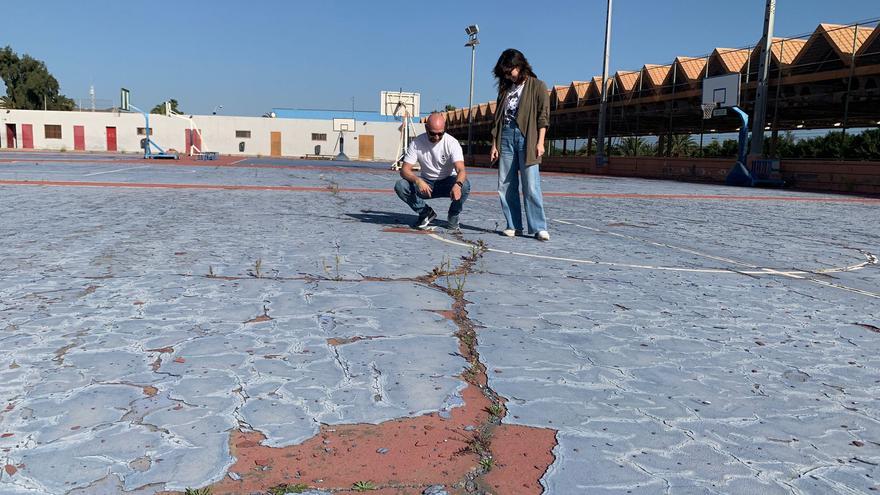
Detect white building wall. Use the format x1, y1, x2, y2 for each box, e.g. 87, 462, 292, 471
0, 109, 422, 161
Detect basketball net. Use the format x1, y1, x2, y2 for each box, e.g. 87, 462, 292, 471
702, 102, 718, 120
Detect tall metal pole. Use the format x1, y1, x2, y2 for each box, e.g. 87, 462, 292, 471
749, 0, 776, 157
466, 39, 477, 165
596, 0, 613, 164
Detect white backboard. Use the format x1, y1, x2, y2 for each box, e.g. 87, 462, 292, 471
380, 91, 420, 117
702, 74, 740, 108
333, 118, 356, 132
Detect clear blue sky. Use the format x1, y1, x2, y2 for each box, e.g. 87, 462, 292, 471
2, 1, 876, 116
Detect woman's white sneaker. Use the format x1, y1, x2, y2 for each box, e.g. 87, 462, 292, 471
536, 231, 550, 241
502, 229, 516, 237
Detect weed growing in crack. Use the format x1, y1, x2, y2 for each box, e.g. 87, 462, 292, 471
321, 241, 343, 280
207, 265, 215, 278
248, 258, 263, 278
184, 488, 211, 495
479, 456, 495, 471
268, 483, 310, 494
458, 429, 493, 458
485, 403, 503, 419
352, 480, 377, 491
439, 255, 467, 298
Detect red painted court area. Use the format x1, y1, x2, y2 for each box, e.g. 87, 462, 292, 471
1, 178, 879, 204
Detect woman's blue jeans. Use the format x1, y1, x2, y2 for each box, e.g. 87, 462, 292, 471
498, 122, 547, 233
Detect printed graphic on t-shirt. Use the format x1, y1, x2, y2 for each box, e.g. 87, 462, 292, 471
504, 83, 524, 124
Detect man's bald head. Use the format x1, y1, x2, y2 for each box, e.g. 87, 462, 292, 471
425, 112, 447, 142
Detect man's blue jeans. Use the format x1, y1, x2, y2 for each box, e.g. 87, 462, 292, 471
498, 122, 547, 233
394, 175, 471, 218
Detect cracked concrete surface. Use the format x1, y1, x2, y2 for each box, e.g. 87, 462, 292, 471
1, 155, 879, 493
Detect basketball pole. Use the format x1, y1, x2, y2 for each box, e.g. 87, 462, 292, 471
749, 0, 776, 157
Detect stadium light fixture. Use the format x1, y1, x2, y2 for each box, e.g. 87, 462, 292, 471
833, 122, 841, 127
795, 123, 804, 129
465, 25, 479, 36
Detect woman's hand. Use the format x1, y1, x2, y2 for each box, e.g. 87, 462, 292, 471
490, 145, 499, 163
536, 142, 545, 159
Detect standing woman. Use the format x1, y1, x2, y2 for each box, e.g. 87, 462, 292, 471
490, 48, 550, 241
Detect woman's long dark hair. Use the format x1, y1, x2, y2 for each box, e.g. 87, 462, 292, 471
493, 48, 538, 95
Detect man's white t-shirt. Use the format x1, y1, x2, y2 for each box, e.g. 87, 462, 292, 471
403, 133, 464, 180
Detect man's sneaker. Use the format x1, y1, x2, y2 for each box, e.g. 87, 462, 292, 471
447, 214, 460, 231
413, 207, 437, 230
536, 230, 550, 241
501, 229, 522, 237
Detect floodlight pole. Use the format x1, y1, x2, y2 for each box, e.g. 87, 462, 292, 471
465, 32, 479, 166
749, 0, 776, 157
596, 0, 613, 165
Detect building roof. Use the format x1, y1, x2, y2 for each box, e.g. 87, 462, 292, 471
675, 56, 708, 82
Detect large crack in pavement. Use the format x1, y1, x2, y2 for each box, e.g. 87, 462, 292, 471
160, 240, 559, 495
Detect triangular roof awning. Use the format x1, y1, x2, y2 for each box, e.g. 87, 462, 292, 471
567, 81, 589, 105
856, 26, 880, 60
749, 37, 808, 71
794, 24, 872, 68
640, 64, 673, 89
614, 71, 640, 93
552, 85, 570, 105
708, 47, 751, 75
586, 76, 605, 101
487, 101, 497, 117
675, 56, 708, 82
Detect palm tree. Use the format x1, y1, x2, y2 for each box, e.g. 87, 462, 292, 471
667, 134, 696, 157
0, 95, 11, 109
618, 136, 652, 156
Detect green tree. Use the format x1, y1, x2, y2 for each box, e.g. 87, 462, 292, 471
618, 136, 652, 156
151, 99, 183, 115
849, 129, 880, 160
667, 134, 696, 157
0, 46, 74, 110
444, 104, 456, 111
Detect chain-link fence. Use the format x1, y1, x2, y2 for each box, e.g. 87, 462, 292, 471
452, 19, 880, 161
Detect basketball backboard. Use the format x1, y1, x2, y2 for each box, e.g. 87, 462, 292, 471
380, 91, 420, 118
702, 74, 740, 108
333, 118, 356, 132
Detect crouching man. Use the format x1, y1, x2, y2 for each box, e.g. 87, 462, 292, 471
394, 112, 471, 230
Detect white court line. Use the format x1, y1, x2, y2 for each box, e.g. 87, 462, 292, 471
428, 223, 880, 298
553, 219, 876, 274
82, 166, 151, 177
229, 158, 247, 165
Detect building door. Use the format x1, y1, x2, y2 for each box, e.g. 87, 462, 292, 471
74, 125, 85, 151
106, 126, 117, 151
358, 135, 374, 161
5, 124, 16, 148
192, 129, 202, 153
21, 124, 33, 149
270, 132, 281, 157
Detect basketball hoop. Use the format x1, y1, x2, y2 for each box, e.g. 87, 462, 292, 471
702, 102, 718, 120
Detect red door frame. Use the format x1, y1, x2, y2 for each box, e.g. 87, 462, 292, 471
106, 126, 117, 151
185, 129, 192, 154
21, 124, 33, 149
5, 124, 16, 148
74, 125, 85, 151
